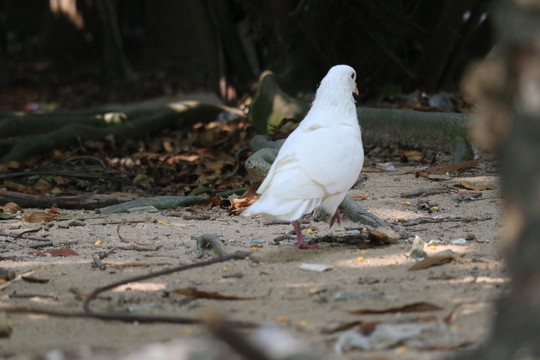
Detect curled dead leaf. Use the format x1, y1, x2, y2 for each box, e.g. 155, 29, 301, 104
456, 180, 496, 191
170, 287, 257, 300
397, 149, 426, 162
0, 161, 19, 172
29, 248, 79, 257
345, 302, 443, 315
20, 212, 57, 223
32, 179, 53, 193
1, 202, 23, 214
429, 160, 477, 174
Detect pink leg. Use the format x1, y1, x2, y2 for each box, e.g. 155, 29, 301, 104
329, 208, 341, 228
292, 220, 321, 250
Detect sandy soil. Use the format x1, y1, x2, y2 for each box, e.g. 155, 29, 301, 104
0, 157, 505, 360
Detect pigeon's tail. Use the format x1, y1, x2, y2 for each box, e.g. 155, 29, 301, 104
242, 195, 321, 222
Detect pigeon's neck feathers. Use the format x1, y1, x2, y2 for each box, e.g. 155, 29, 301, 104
304, 77, 357, 126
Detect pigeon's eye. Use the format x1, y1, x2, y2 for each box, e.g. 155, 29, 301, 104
351, 73, 355, 80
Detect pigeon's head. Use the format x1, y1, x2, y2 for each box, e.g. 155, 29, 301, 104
316, 65, 359, 105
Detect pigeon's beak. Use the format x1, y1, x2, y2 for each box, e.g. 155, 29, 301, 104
353, 84, 359, 96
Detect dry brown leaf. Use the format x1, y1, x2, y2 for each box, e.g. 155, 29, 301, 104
345, 302, 443, 315
397, 149, 426, 162
46, 207, 66, 215
20, 212, 57, 223
29, 248, 79, 257
1, 202, 23, 214
0, 161, 20, 172
415, 170, 442, 181
32, 179, 53, 193
3, 181, 31, 193
408, 255, 454, 271
429, 160, 477, 174
321, 320, 364, 334
456, 180, 496, 191
170, 287, 257, 300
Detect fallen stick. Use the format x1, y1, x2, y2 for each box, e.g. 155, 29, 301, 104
400, 187, 449, 198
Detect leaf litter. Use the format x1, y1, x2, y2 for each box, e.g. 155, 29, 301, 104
0, 142, 504, 359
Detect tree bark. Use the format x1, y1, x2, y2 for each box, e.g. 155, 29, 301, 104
457, 1, 540, 358
94, 0, 135, 85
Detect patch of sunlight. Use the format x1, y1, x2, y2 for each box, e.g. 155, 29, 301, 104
333, 253, 406, 268
29, 297, 59, 306
169, 101, 200, 112
113, 282, 167, 292
448, 276, 510, 285
285, 282, 322, 288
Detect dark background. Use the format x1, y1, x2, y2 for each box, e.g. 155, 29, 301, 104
0, 0, 493, 110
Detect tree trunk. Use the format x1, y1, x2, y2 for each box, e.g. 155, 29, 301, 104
457, 1, 540, 358
94, 0, 135, 85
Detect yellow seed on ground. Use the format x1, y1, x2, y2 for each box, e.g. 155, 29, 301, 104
451, 323, 458, 330
432, 206, 439, 211
277, 316, 289, 323
221, 267, 228, 271
395, 345, 408, 354
401, 201, 409, 205
251, 246, 259, 251
95, 239, 103, 245
298, 320, 308, 328
159, 220, 167, 224
430, 245, 437, 250
306, 228, 313, 234
360, 250, 367, 254
356, 257, 364, 262
397, 216, 403, 220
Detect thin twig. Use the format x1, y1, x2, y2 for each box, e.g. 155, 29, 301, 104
1, 251, 256, 327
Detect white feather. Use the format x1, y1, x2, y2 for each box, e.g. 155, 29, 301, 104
243, 65, 364, 221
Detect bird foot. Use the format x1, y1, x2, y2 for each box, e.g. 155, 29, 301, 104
294, 240, 321, 250
292, 220, 321, 250
329, 209, 341, 228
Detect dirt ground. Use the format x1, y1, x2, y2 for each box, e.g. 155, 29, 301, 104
0, 156, 505, 360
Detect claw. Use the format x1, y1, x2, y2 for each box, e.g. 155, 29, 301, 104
292, 220, 321, 250
329, 209, 341, 228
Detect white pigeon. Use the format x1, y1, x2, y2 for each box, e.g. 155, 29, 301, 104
243, 65, 364, 249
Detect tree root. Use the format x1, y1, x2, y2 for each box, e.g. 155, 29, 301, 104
0, 101, 244, 163
249, 71, 473, 163
98, 188, 246, 214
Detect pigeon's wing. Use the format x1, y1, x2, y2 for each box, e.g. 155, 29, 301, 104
258, 125, 362, 198
289, 125, 364, 194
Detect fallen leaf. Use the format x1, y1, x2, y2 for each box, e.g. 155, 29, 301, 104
0, 160, 20, 172
456, 180, 496, 191
345, 302, 443, 315
29, 248, 79, 257
202, 195, 224, 211
415, 170, 442, 181
429, 160, 477, 174
20, 212, 57, 223
321, 320, 364, 334
170, 287, 257, 300
32, 179, 53, 193
0, 202, 23, 214
46, 207, 66, 215
408, 255, 454, 271
397, 149, 426, 162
